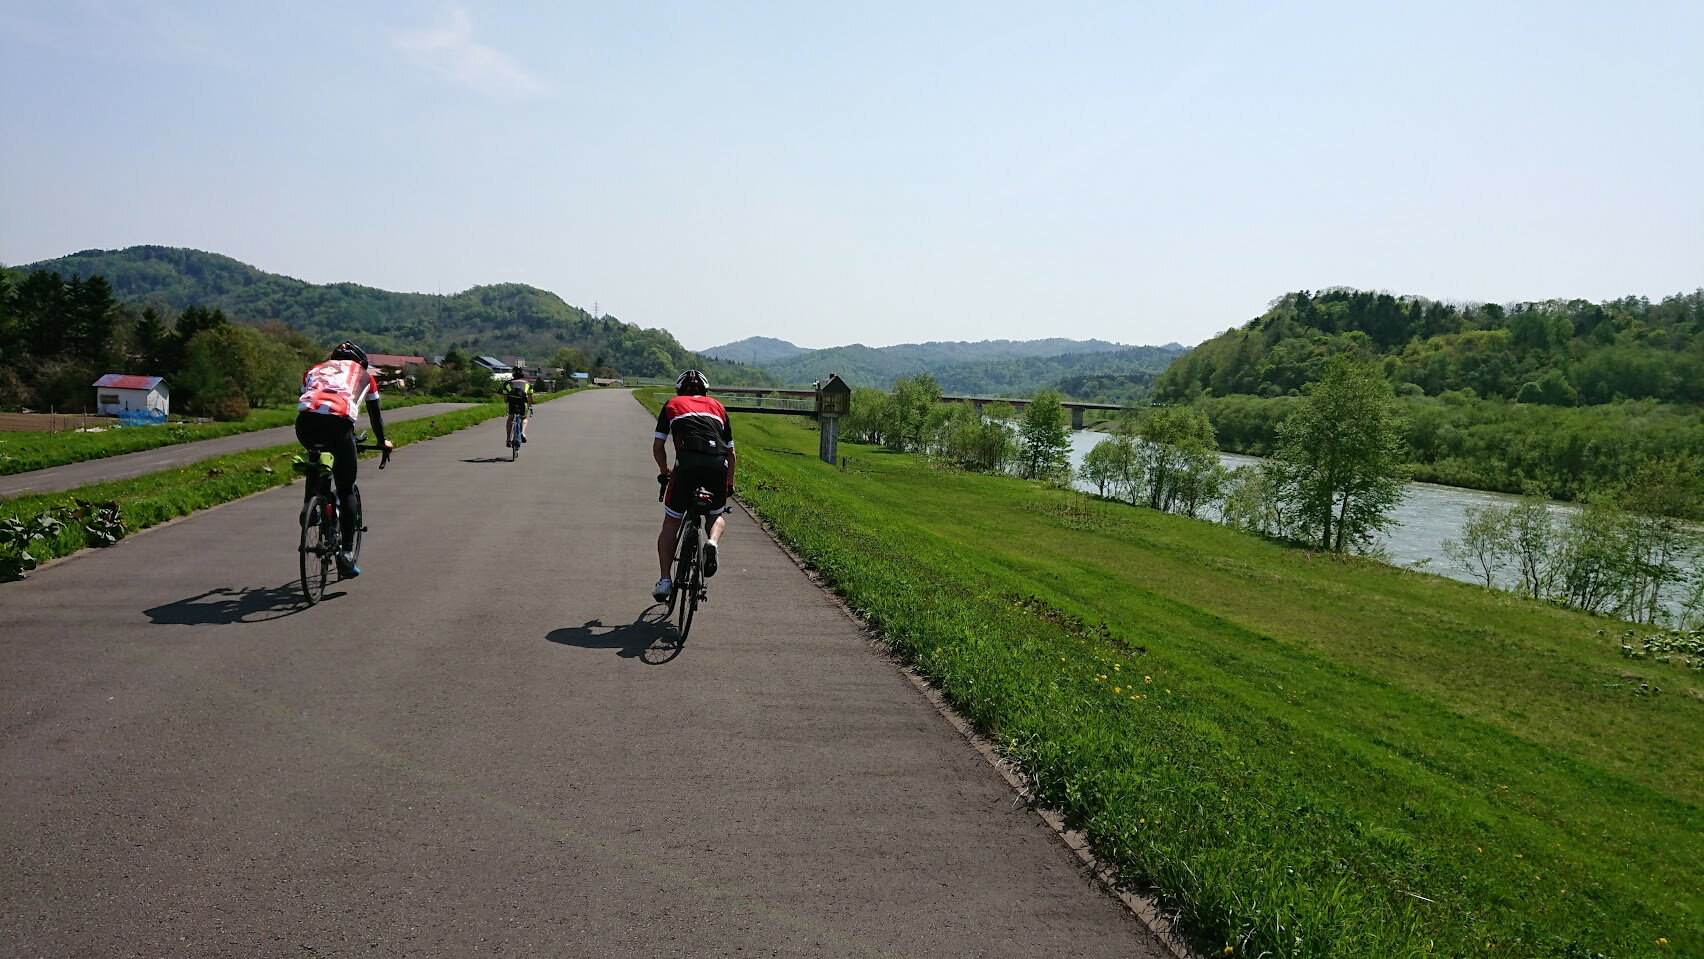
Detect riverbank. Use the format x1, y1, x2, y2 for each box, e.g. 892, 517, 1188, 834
1186, 393, 1704, 504
718, 406, 1701, 958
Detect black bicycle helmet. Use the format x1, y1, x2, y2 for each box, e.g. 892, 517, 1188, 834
675, 369, 709, 395
330, 341, 369, 367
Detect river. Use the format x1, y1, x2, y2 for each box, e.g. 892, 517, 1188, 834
1065, 431, 1698, 616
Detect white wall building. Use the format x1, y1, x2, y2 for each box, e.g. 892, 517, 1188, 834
92, 374, 170, 415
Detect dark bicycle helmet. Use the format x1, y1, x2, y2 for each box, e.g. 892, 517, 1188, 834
675, 369, 709, 395
330, 341, 369, 368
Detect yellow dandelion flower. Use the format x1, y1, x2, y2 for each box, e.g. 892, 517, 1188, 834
1114, 687, 1122, 694
1144, 676, 1152, 683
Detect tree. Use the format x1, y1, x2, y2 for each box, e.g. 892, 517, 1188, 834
891, 374, 943, 452
1079, 438, 1123, 496
1554, 498, 1632, 614
1134, 405, 1220, 515
1609, 457, 1703, 624
1017, 391, 1071, 480
135, 306, 170, 371
1443, 503, 1512, 587
1272, 356, 1411, 553
1506, 494, 1559, 600
551, 345, 588, 376
841, 387, 894, 446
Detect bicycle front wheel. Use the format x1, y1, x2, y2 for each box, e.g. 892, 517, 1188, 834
299, 494, 332, 604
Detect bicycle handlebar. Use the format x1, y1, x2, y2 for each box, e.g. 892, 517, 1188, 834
357, 443, 391, 469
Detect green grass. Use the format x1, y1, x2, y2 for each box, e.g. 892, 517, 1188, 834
1, 391, 577, 571
0, 393, 492, 475
641, 390, 1702, 959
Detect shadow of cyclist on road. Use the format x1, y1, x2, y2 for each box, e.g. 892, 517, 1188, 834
546, 605, 682, 664
144, 582, 330, 625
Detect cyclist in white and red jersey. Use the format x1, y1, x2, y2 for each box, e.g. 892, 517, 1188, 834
296, 341, 393, 577
651, 369, 734, 601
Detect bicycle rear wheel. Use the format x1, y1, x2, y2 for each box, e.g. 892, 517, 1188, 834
674, 525, 698, 636
299, 494, 333, 604
680, 560, 700, 639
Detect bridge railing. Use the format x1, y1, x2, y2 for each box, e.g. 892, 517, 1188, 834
721, 396, 818, 414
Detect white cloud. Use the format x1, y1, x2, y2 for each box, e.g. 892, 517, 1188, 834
391, 7, 551, 100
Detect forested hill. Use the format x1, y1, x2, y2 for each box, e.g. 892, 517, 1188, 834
1154, 287, 1703, 405
699, 336, 810, 364
19, 246, 780, 385
714, 335, 1184, 396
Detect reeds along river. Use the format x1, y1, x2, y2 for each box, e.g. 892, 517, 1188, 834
1064, 431, 1700, 619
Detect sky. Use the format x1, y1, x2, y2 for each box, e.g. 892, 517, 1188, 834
2, 1, 1700, 351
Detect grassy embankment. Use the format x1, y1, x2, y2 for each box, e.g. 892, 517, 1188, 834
1, 391, 576, 570
657, 390, 1701, 959
0, 393, 497, 475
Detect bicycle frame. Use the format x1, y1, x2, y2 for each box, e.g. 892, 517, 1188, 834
295, 434, 386, 604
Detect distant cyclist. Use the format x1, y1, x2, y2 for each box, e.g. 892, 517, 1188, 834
297, 341, 392, 577
504, 369, 535, 446
652, 369, 734, 602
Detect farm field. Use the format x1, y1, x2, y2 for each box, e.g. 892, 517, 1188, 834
707, 399, 1703, 959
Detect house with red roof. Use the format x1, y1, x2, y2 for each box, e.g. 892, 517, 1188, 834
92, 374, 170, 416
366, 353, 427, 369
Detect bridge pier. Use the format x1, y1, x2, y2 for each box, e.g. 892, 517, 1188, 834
1071, 407, 1084, 430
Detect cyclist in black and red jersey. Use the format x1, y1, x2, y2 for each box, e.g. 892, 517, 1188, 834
651, 369, 734, 602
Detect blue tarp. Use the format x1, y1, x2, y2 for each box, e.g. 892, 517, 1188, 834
116, 409, 169, 427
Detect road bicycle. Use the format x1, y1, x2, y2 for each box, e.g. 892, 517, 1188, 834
507, 410, 526, 460
659, 480, 716, 640
294, 432, 389, 605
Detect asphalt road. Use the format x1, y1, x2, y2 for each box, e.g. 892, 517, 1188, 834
0, 389, 1167, 958
0, 403, 476, 497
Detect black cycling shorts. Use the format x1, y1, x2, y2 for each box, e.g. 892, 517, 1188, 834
663, 452, 731, 519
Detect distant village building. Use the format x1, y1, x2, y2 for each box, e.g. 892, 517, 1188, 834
592, 377, 625, 387
92, 374, 170, 416
366, 354, 426, 388
474, 355, 514, 381
366, 353, 426, 369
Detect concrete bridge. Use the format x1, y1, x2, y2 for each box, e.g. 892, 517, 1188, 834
712, 387, 1124, 429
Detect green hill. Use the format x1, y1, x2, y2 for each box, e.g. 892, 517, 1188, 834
700, 335, 811, 364
1150, 287, 1704, 502
1154, 287, 1703, 404
743, 335, 1183, 396
18, 246, 779, 385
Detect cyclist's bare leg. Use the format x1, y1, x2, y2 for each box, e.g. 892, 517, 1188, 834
708, 512, 728, 545
658, 516, 683, 579
505, 413, 515, 440
521, 414, 530, 440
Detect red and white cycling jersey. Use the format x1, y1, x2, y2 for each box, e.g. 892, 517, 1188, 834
298, 360, 379, 421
